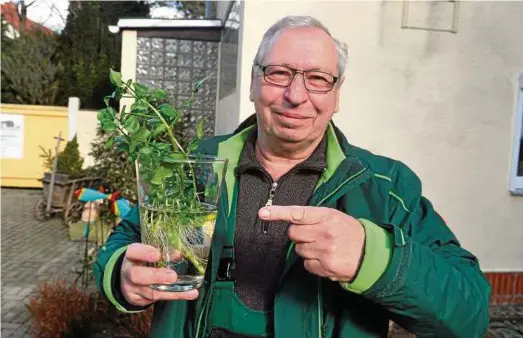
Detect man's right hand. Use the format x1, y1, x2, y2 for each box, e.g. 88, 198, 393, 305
120, 243, 199, 307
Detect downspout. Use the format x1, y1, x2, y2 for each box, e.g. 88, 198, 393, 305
204, 0, 212, 18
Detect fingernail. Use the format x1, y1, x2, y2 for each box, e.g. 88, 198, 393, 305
259, 208, 270, 218
166, 271, 177, 282
149, 252, 160, 261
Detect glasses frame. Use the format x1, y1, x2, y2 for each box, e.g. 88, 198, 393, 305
255, 63, 338, 93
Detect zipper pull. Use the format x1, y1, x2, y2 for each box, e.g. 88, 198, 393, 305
265, 182, 278, 207
263, 182, 278, 234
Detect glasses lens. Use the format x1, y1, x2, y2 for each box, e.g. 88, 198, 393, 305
262, 65, 335, 92
264, 65, 293, 86
305, 71, 334, 92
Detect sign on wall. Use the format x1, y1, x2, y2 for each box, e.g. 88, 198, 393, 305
1, 113, 24, 159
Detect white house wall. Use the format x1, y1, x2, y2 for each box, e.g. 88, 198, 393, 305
235, 1, 523, 271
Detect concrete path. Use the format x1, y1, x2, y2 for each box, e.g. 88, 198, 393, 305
1, 188, 85, 338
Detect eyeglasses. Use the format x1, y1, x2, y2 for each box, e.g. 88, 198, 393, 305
255, 63, 338, 93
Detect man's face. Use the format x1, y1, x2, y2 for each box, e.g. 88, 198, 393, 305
250, 27, 342, 146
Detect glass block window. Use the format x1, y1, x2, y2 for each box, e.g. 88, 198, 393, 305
136, 36, 219, 146
219, 0, 241, 99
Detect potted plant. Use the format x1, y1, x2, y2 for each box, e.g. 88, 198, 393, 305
97, 70, 227, 291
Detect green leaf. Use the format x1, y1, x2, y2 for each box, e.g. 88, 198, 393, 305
158, 103, 178, 119
102, 121, 116, 132
97, 107, 115, 122
97, 110, 105, 122
124, 116, 139, 133
129, 139, 140, 153
117, 140, 129, 152
161, 152, 185, 163
120, 105, 129, 122
107, 107, 116, 118
150, 166, 173, 185
104, 137, 115, 149
155, 143, 170, 151
130, 101, 148, 114
104, 95, 111, 106
152, 123, 167, 136
115, 135, 127, 144
196, 119, 204, 139
187, 139, 199, 154
147, 117, 161, 126
110, 69, 122, 87
134, 127, 151, 142
192, 76, 210, 93
152, 88, 168, 101
138, 146, 152, 161
139, 146, 152, 156
133, 83, 149, 98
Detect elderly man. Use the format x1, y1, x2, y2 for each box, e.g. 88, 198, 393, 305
94, 15, 491, 338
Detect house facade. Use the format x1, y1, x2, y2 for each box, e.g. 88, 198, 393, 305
117, 0, 523, 304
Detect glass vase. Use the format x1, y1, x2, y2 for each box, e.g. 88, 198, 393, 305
136, 154, 228, 292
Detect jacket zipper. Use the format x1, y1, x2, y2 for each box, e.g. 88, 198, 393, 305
262, 182, 278, 234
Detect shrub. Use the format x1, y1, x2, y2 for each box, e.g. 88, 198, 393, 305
56, 135, 84, 177
28, 280, 152, 338
38, 135, 85, 178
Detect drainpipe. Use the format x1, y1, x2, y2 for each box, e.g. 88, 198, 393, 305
204, 0, 212, 18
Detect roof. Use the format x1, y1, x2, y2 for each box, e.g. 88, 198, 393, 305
1, 2, 55, 36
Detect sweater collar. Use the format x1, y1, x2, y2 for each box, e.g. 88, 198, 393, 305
234, 129, 327, 177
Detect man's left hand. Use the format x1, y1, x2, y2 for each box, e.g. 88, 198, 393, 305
258, 205, 365, 282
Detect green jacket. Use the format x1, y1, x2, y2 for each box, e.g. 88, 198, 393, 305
94, 119, 491, 338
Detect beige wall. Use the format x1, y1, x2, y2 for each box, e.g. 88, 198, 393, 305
76, 109, 98, 168
235, 1, 523, 271
120, 30, 138, 111
216, 0, 244, 136
216, 92, 240, 136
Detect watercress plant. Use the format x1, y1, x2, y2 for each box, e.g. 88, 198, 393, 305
97, 69, 215, 275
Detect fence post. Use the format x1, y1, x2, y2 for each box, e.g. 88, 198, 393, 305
68, 97, 80, 140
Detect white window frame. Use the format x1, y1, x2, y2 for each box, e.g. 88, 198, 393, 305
509, 72, 523, 195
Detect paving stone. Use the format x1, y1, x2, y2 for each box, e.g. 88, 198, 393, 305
1, 188, 88, 337
1, 329, 15, 338
1, 323, 21, 330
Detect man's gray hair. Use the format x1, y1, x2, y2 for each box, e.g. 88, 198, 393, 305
253, 16, 349, 78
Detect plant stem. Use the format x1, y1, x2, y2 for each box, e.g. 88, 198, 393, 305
127, 112, 154, 118
181, 248, 205, 275
116, 125, 128, 138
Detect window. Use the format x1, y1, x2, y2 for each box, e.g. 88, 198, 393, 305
510, 73, 523, 195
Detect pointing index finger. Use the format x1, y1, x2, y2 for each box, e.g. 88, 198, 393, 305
258, 205, 324, 225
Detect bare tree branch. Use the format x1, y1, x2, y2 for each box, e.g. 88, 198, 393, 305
49, 3, 66, 24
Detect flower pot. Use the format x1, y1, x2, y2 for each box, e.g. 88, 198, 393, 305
136, 154, 228, 292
